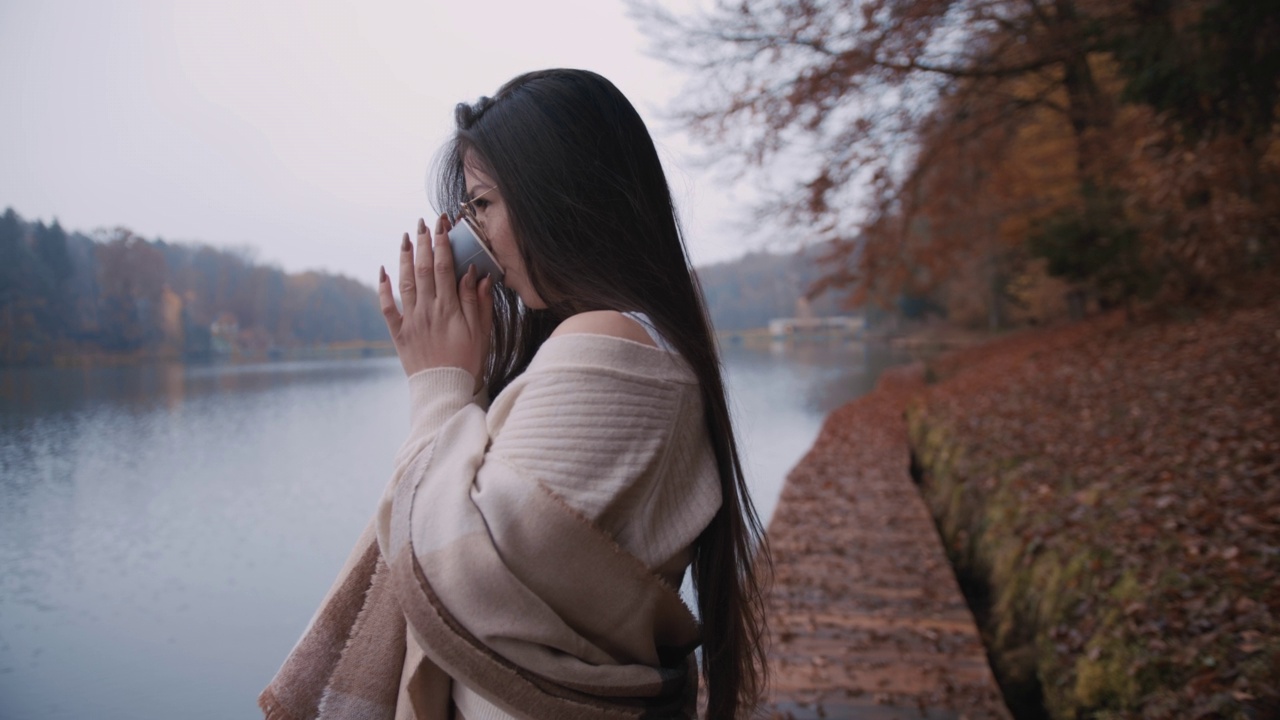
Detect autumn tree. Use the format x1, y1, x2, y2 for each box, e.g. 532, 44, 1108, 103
95, 228, 168, 350
1113, 0, 1279, 148
1105, 0, 1280, 299
636, 0, 1279, 314
635, 0, 1126, 303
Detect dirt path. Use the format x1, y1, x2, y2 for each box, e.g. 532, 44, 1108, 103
760, 365, 1011, 719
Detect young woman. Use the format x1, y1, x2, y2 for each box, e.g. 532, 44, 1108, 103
260, 69, 767, 720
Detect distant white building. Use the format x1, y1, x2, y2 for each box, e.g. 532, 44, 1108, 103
769, 297, 864, 343
210, 313, 239, 355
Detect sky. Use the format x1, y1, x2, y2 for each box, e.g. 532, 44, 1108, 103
0, 0, 759, 284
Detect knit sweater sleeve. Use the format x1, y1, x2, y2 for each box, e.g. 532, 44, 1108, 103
375, 366, 477, 558
375, 335, 721, 575
484, 361, 720, 571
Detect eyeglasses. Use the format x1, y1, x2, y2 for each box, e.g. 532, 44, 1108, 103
458, 186, 499, 249
449, 185, 505, 283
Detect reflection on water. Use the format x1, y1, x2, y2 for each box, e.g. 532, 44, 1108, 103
0, 344, 907, 720
1, 358, 408, 720
0, 359, 394, 418
720, 342, 907, 525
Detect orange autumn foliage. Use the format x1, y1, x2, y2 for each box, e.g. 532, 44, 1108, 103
641, 0, 1279, 320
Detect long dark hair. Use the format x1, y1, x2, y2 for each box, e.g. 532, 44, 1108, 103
433, 69, 769, 717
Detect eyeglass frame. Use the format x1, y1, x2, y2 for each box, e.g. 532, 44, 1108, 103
458, 186, 500, 249
447, 185, 505, 284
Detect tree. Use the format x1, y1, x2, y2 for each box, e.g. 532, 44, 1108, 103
1105, 0, 1280, 299
0, 213, 80, 361
634, 0, 1124, 301
34, 220, 72, 283
636, 0, 1279, 311
821, 65, 1085, 322
0, 209, 31, 362
1112, 0, 1280, 147
32, 220, 79, 340
94, 228, 167, 350
0, 209, 25, 306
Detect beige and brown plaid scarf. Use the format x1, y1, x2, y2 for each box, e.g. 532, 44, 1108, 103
259, 405, 701, 720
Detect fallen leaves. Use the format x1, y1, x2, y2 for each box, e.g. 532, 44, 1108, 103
908, 297, 1280, 717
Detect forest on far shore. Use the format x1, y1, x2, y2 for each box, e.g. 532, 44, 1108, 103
0, 206, 856, 366
0, 208, 386, 365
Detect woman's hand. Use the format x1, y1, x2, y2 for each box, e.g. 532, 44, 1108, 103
379, 214, 494, 387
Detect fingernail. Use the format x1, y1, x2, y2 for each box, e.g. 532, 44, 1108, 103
417, 218, 426, 234
379, 266, 387, 283
401, 233, 411, 251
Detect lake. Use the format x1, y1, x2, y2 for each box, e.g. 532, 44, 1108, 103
0, 342, 906, 720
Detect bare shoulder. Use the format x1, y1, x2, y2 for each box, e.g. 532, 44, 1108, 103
549, 310, 657, 347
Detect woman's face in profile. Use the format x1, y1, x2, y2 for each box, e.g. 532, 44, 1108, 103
462, 161, 545, 309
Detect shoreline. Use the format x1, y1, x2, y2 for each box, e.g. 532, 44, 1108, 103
0, 341, 398, 369
763, 298, 1279, 718
760, 363, 1011, 718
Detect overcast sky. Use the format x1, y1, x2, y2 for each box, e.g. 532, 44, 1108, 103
0, 0, 760, 284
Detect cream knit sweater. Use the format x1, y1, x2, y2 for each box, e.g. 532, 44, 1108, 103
377, 332, 723, 720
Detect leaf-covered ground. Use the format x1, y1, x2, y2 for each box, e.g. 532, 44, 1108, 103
909, 297, 1280, 718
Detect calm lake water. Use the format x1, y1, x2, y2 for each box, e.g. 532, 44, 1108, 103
0, 342, 906, 720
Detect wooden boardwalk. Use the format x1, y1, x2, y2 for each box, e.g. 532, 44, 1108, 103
759, 366, 1011, 719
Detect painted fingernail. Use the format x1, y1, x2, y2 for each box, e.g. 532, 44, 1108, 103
401, 233, 411, 251
418, 218, 426, 234
379, 266, 387, 283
